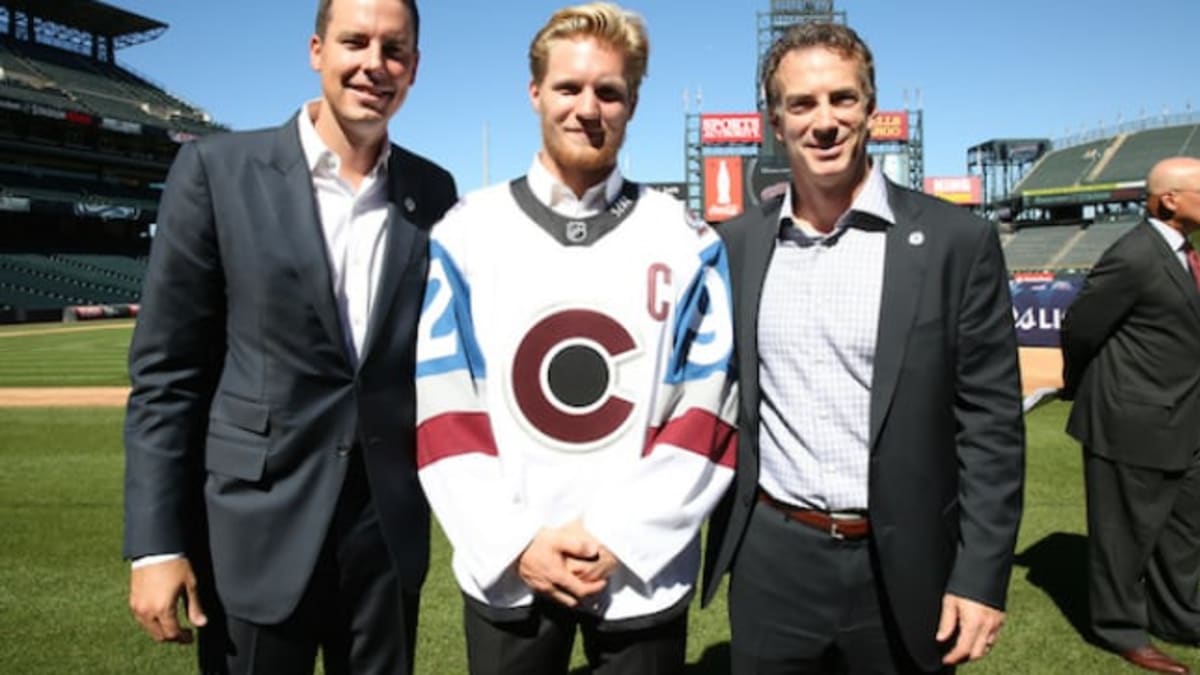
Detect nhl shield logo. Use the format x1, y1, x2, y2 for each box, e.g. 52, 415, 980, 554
565, 220, 588, 243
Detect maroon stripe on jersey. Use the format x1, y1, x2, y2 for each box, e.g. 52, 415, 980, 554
417, 412, 498, 469
643, 409, 737, 468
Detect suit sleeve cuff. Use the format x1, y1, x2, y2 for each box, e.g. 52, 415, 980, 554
131, 553, 185, 569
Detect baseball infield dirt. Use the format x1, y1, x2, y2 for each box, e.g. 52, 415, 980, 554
0, 349, 1062, 408
0, 387, 129, 407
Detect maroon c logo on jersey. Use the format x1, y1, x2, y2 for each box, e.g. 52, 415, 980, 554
511, 309, 636, 448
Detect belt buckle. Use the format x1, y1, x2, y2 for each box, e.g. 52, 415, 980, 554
829, 520, 845, 540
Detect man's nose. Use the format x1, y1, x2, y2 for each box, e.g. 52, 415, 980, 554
364, 43, 385, 74
811, 102, 837, 131
576, 88, 601, 119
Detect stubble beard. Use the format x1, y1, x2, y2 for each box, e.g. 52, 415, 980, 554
543, 123, 625, 178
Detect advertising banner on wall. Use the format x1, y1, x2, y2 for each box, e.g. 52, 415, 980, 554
869, 110, 909, 142
1009, 270, 1085, 347
924, 176, 983, 205
700, 113, 763, 144
704, 156, 745, 222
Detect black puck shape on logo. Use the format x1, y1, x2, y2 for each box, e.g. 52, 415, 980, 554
547, 344, 609, 409
511, 309, 636, 446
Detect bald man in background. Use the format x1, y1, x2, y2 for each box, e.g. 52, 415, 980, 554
1062, 156, 1200, 674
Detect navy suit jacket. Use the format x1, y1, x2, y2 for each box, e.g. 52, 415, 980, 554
123, 117, 457, 623
703, 182, 1025, 670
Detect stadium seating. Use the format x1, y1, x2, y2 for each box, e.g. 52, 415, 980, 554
52, 254, 145, 292
0, 80, 77, 111
0, 283, 72, 311
1051, 218, 1139, 269
0, 36, 217, 132
0, 254, 141, 307
1015, 123, 1200, 195
0, 168, 159, 205
1092, 126, 1200, 184
1001, 225, 1080, 271
1014, 139, 1111, 192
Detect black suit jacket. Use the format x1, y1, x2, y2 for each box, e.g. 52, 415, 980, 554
1062, 221, 1200, 471
703, 182, 1025, 670
123, 117, 457, 623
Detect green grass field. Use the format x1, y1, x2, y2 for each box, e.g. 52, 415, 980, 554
0, 320, 133, 387
0, 322, 1196, 673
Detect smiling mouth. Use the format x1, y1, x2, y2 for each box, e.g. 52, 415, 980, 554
808, 139, 846, 158
351, 86, 394, 103
567, 128, 605, 147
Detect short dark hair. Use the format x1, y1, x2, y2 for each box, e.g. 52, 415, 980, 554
761, 22, 874, 113
315, 0, 420, 46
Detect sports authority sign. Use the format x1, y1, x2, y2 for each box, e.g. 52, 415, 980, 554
700, 113, 763, 145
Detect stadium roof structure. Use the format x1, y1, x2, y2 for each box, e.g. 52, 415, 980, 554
1, 1, 167, 49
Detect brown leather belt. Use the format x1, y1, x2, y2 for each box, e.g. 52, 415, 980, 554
757, 491, 870, 540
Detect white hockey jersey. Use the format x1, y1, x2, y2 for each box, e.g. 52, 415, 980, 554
415, 176, 737, 622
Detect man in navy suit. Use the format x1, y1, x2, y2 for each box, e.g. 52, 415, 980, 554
704, 22, 1024, 673
1062, 156, 1200, 675
123, 0, 456, 672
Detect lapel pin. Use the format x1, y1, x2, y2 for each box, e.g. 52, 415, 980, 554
908, 231, 925, 247
403, 197, 416, 213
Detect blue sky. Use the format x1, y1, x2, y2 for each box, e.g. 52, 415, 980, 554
111, 0, 1199, 192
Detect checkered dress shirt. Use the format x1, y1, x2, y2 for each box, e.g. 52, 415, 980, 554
757, 165, 894, 511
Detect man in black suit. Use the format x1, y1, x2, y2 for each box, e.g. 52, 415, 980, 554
1061, 156, 1200, 675
123, 0, 456, 672
703, 23, 1024, 673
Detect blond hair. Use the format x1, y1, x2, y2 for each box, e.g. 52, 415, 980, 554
529, 2, 649, 97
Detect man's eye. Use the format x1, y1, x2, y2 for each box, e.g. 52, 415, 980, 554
596, 88, 627, 103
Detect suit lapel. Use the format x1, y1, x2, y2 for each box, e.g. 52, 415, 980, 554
737, 199, 782, 438
869, 185, 928, 448
269, 120, 348, 356
1143, 221, 1200, 325
359, 151, 422, 365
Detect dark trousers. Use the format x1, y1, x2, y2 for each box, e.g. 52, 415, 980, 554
462, 596, 687, 675
197, 452, 419, 675
1085, 450, 1200, 651
728, 502, 947, 674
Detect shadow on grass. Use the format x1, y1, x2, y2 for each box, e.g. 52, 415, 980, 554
566, 641, 730, 674
686, 642, 731, 674
1013, 531, 1103, 647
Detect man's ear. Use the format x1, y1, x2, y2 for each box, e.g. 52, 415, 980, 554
770, 108, 784, 143
1154, 192, 1176, 220
309, 34, 323, 72
529, 79, 541, 112
407, 49, 420, 87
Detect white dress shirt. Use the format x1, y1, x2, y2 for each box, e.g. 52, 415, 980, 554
1148, 217, 1193, 272
525, 153, 623, 218
298, 99, 392, 365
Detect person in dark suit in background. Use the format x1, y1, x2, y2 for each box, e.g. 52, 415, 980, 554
1061, 156, 1200, 675
703, 22, 1025, 673
123, 0, 456, 672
